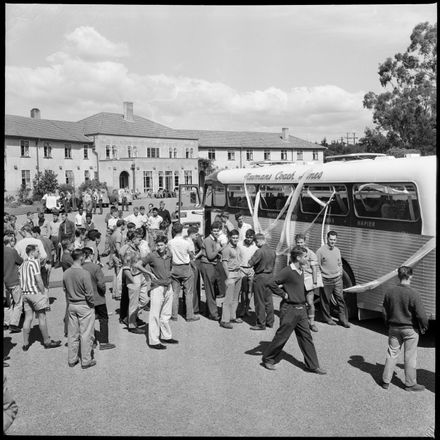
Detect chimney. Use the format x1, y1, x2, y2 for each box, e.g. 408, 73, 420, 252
282, 127, 289, 140
31, 108, 41, 119
123, 101, 134, 122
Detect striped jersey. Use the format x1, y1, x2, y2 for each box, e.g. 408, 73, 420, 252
19, 257, 41, 294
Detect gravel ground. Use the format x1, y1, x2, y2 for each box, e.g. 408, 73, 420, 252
4, 206, 435, 437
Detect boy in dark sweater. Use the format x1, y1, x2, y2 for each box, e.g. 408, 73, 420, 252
380, 266, 428, 391
262, 246, 326, 374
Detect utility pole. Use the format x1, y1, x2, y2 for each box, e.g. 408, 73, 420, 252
352, 132, 358, 145
346, 133, 350, 146
340, 137, 345, 145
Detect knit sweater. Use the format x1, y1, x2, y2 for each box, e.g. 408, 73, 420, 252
267, 265, 306, 305
63, 267, 95, 306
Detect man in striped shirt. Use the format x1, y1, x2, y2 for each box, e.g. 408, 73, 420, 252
20, 244, 61, 351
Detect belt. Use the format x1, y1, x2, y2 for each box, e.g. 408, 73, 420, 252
173, 263, 190, 266
285, 302, 306, 309
229, 268, 240, 272
240, 266, 252, 269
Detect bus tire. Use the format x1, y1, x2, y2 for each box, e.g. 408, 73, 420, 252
342, 266, 357, 321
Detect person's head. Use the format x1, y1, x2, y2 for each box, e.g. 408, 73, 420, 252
75, 229, 82, 239
244, 229, 255, 245
31, 226, 41, 237
187, 225, 199, 240
111, 209, 119, 218
4, 212, 9, 220
38, 211, 45, 219
172, 222, 184, 236
60, 211, 68, 221
133, 207, 139, 215
254, 233, 266, 248
159, 201, 165, 208
21, 224, 33, 237
397, 266, 413, 283
210, 221, 222, 239
295, 233, 306, 247
135, 228, 145, 240
87, 229, 100, 242
9, 215, 17, 225
82, 247, 94, 262
155, 235, 167, 254
26, 244, 39, 259
71, 248, 84, 264
139, 206, 145, 214
26, 212, 33, 219
148, 203, 153, 210
3, 234, 15, 247
85, 213, 93, 222
221, 212, 229, 223
228, 229, 239, 246
326, 231, 337, 248
290, 245, 308, 266
235, 212, 244, 227
52, 209, 59, 220
127, 222, 136, 232
61, 238, 74, 251
78, 208, 83, 215
152, 207, 158, 217
116, 219, 125, 229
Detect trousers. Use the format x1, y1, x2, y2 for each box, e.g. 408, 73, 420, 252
191, 260, 201, 314
67, 303, 95, 366
200, 262, 219, 319
382, 327, 419, 387
320, 276, 348, 324
148, 285, 173, 345
253, 273, 274, 327
171, 265, 194, 320
238, 267, 254, 317
4, 285, 23, 327
94, 303, 109, 343
263, 302, 320, 370
221, 271, 242, 323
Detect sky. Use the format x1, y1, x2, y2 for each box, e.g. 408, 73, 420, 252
5, 4, 437, 143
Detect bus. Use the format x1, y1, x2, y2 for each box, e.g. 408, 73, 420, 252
178, 155, 436, 321
324, 153, 387, 162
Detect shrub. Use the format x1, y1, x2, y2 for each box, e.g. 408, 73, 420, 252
32, 170, 59, 199
18, 184, 31, 203
78, 179, 107, 193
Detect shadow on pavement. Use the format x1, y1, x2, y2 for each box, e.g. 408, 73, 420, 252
347, 355, 386, 387
28, 325, 44, 348
49, 296, 57, 305
245, 341, 306, 371
3, 337, 17, 358
397, 363, 435, 393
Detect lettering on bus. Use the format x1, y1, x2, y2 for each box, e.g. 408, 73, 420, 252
243, 170, 323, 182
356, 219, 376, 228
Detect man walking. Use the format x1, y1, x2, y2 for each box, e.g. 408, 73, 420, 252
380, 266, 428, 391
248, 233, 276, 330
262, 246, 326, 374
63, 249, 96, 368
168, 223, 199, 322
20, 245, 61, 351
316, 231, 350, 328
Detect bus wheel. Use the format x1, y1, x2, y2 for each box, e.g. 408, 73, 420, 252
343, 268, 357, 321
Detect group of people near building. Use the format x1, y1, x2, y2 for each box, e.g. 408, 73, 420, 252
3, 202, 429, 392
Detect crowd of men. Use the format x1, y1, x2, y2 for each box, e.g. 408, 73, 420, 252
3, 201, 428, 393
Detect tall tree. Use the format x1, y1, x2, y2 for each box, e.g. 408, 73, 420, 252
361, 22, 437, 155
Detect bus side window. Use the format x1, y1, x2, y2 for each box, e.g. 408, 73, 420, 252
213, 184, 226, 207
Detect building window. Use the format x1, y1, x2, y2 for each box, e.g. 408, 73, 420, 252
184, 170, 193, 185
83, 145, 89, 159
169, 147, 173, 158
190, 148, 194, 158
21, 170, 31, 187
65, 144, 72, 159
133, 146, 137, 158
174, 172, 179, 189
128, 146, 132, 158
158, 171, 164, 189
173, 148, 177, 158
313, 150, 319, 160
264, 150, 271, 160
281, 149, 288, 160
246, 149, 253, 161
165, 171, 173, 191
227, 150, 236, 161
143, 171, 153, 191
43, 142, 52, 158
112, 145, 117, 159
20, 140, 30, 157
94, 171, 98, 180
65, 170, 74, 185
185, 148, 189, 159
84, 170, 90, 182
297, 150, 304, 160
105, 145, 111, 159
208, 148, 216, 160
147, 147, 160, 158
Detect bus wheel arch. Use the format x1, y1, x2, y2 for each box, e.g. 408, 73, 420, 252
342, 260, 358, 321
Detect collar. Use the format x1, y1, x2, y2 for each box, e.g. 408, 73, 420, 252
289, 263, 303, 274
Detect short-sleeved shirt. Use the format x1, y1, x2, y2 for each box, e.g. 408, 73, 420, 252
144, 251, 172, 287
238, 242, 258, 267
48, 220, 61, 238
237, 222, 252, 242
19, 257, 41, 294
148, 215, 163, 230
124, 213, 144, 229
168, 236, 193, 265
221, 243, 242, 271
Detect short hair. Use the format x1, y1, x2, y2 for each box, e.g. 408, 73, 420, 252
210, 221, 222, 231
234, 212, 244, 220
228, 229, 239, 238
187, 225, 199, 235
3, 235, 14, 246
126, 230, 136, 242
295, 233, 306, 242
155, 235, 167, 244
32, 226, 41, 235
52, 209, 59, 215
139, 206, 145, 210
82, 247, 94, 259
27, 212, 33, 216
21, 224, 33, 234
87, 229, 101, 241
397, 266, 413, 281
254, 233, 265, 241
85, 212, 92, 219
71, 249, 84, 261
61, 238, 72, 250
172, 222, 184, 234
245, 229, 255, 238
25, 244, 37, 255
4, 212, 9, 216
75, 229, 82, 238
127, 222, 136, 229
135, 228, 145, 238
327, 230, 337, 238
152, 207, 158, 212
60, 210, 67, 215
116, 219, 125, 227
290, 245, 307, 263
110, 206, 118, 212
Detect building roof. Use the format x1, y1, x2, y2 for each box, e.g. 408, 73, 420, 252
174, 129, 325, 150
77, 112, 198, 140
5, 115, 93, 143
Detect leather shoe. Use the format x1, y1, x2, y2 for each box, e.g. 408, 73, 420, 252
263, 362, 276, 371
9, 325, 21, 334
68, 359, 80, 368
81, 360, 97, 369
326, 320, 337, 326
306, 367, 327, 375
266, 324, 273, 328
128, 327, 145, 334
310, 324, 319, 332
136, 319, 146, 328
22, 344, 30, 352
208, 316, 219, 321
231, 318, 243, 324
219, 321, 233, 329
44, 340, 62, 349
4, 324, 10, 330
160, 338, 179, 344
250, 325, 266, 331
170, 317, 178, 321
405, 384, 425, 392
379, 381, 389, 390
99, 343, 116, 350
341, 321, 351, 328
150, 343, 167, 350
186, 316, 200, 322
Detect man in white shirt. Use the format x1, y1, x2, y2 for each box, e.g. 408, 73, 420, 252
168, 223, 199, 322
74, 208, 87, 229
147, 208, 163, 248
42, 192, 59, 213
235, 213, 252, 243
14, 225, 47, 263
124, 207, 144, 229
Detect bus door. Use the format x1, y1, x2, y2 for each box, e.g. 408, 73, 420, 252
178, 184, 204, 235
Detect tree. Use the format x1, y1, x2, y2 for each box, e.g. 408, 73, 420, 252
386, 147, 421, 158
361, 22, 437, 155
32, 170, 59, 200
78, 178, 107, 193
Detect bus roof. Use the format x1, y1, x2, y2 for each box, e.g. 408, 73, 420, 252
324, 153, 387, 162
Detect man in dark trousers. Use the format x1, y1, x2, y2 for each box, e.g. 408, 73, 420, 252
262, 245, 326, 374
380, 266, 428, 391
248, 233, 276, 330
158, 200, 171, 236
58, 211, 75, 261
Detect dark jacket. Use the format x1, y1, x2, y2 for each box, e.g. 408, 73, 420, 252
82, 261, 107, 306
